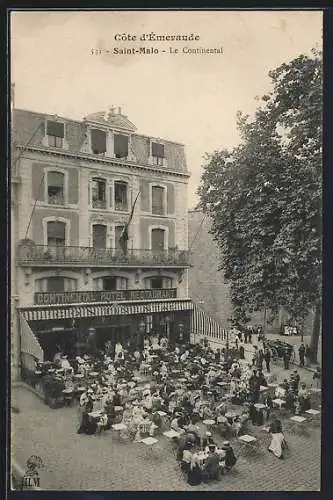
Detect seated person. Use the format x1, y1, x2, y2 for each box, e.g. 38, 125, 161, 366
269, 415, 283, 434
284, 389, 296, 412
202, 444, 220, 481
187, 456, 202, 486
171, 413, 184, 432
296, 383, 311, 413
232, 411, 249, 436
257, 370, 267, 387
96, 413, 108, 434
216, 411, 232, 437
181, 442, 194, 472
312, 367, 321, 388
221, 441, 237, 471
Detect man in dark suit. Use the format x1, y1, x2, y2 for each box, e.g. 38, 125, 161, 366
203, 444, 220, 481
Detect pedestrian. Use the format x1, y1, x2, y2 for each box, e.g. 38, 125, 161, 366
248, 329, 252, 344
298, 343, 305, 367
239, 344, 245, 360
257, 349, 264, 371
305, 344, 312, 367
283, 347, 290, 370
264, 347, 271, 373
244, 330, 248, 344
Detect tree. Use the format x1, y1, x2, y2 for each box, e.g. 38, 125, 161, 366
198, 50, 322, 361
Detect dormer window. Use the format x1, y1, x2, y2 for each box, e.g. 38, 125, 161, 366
47, 121, 64, 148
114, 134, 128, 159
152, 142, 165, 166
91, 129, 107, 155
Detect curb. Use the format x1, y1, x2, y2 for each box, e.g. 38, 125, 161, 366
12, 381, 45, 402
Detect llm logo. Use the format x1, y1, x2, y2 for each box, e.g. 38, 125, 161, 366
21, 455, 44, 489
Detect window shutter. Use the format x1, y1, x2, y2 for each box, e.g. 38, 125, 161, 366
109, 185, 113, 208
47, 121, 64, 138
167, 183, 175, 214
32, 165, 45, 201
139, 179, 150, 211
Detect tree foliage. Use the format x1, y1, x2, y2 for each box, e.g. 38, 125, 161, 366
198, 51, 322, 330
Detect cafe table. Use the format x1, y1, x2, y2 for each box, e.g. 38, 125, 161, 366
272, 398, 286, 409
238, 434, 259, 455
140, 437, 159, 459
202, 419, 216, 431
163, 429, 181, 439
254, 403, 266, 410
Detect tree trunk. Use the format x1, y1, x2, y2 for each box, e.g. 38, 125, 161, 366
309, 304, 321, 363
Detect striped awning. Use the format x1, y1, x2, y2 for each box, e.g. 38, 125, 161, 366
190, 302, 226, 338
19, 299, 194, 321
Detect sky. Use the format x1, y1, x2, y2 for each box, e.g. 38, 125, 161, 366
11, 10, 322, 208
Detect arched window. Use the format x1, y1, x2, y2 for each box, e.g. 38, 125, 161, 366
36, 277, 77, 292
47, 171, 65, 205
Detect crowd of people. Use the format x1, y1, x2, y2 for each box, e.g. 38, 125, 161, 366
33, 329, 319, 486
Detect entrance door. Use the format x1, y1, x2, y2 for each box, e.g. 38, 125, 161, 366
93, 224, 107, 249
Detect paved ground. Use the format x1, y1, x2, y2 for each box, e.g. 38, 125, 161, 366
11, 361, 321, 491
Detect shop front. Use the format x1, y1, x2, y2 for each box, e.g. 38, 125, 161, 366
19, 289, 194, 361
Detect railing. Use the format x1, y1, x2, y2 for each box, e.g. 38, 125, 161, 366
17, 244, 190, 267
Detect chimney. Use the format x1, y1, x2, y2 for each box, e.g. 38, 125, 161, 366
118, 106, 122, 115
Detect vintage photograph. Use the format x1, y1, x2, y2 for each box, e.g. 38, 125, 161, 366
10, 9, 322, 491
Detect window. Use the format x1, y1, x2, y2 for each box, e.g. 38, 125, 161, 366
152, 142, 165, 166
151, 228, 165, 252
151, 186, 165, 215
92, 224, 107, 249
92, 178, 106, 209
94, 276, 128, 291
114, 181, 128, 211
47, 221, 66, 246
47, 171, 65, 205
47, 121, 64, 148
36, 277, 77, 292
91, 129, 107, 154
144, 276, 173, 289
114, 134, 128, 159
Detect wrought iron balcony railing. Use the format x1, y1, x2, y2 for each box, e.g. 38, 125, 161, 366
17, 244, 190, 267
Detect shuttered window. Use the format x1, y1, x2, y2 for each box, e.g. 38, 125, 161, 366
114, 134, 128, 158
152, 186, 165, 215
91, 129, 107, 154
92, 224, 107, 249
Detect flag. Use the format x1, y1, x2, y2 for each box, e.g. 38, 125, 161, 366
119, 191, 140, 254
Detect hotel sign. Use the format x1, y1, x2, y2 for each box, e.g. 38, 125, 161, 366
34, 288, 177, 305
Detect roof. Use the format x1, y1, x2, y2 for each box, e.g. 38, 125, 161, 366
12, 108, 189, 175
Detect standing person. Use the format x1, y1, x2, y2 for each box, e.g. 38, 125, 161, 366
305, 344, 312, 367
244, 329, 248, 344
298, 343, 306, 367
248, 328, 252, 344
264, 347, 271, 373
283, 347, 290, 370
257, 349, 264, 371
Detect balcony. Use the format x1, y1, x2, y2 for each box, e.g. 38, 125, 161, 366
17, 244, 190, 268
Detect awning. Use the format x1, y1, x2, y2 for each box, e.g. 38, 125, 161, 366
19, 298, 194, 321
190, 302, 226, 338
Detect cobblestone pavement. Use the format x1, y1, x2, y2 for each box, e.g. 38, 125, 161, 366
11, 379, 321, 491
